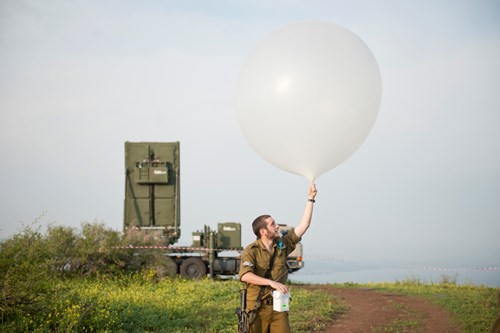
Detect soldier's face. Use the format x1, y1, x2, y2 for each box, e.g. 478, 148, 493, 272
264, 217, 280, 239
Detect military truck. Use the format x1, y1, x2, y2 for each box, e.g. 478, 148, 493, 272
123, 141, 304, 278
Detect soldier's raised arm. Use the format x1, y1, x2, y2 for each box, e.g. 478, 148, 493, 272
294, 182, 317, 238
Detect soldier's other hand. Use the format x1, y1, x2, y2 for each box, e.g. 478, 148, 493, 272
269, 280, 288, 294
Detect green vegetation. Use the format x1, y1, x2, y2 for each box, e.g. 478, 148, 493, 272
1, 222, 498, 332
1, 276, 341, 333
0, 221, 342, 332
3, 275, 497, 333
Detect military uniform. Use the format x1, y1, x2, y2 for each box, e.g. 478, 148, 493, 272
239, 229, 301, 333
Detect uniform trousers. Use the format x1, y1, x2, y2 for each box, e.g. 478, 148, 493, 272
249, 304, 290, 333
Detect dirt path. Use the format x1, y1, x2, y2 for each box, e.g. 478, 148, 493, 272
304, 286, 460, 333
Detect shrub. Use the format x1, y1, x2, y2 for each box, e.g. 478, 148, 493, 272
0, 223, 54, 325
0, 220, 130, 328
72, 221, 127, 276
44, 221, 129, 277
45, 225, 78, 275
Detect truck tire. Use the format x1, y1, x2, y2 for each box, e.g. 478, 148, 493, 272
180, 258, 207, 278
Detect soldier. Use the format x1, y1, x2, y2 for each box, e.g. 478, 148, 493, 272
239, 183, 317, 333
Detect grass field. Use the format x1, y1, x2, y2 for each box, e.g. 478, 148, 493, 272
3, 273, 343, 333
3, 273, 498, 333
3, 222, 498, 332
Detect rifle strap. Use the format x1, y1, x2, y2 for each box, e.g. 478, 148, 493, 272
252, 247, 278, 313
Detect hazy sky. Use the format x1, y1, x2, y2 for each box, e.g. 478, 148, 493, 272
1, 0, 499, 269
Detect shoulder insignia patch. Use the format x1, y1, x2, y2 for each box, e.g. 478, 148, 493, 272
277, 239, 286, 250
242, 261, 254, 267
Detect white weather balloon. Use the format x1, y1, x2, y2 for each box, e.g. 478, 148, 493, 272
235, 21, 382, 180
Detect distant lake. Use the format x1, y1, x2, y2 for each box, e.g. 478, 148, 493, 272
289, 258, 500, 287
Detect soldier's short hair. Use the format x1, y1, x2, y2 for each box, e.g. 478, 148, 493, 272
252, 214, 271, 239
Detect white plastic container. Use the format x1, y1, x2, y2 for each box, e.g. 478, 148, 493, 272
272, 291, 290, 312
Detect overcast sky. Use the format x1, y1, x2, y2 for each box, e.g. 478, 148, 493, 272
1, 0, 499, 269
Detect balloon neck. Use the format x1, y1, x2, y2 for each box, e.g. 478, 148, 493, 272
306, 175, 316, 182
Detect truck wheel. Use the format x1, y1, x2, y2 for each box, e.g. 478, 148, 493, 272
180, 258, 207, 278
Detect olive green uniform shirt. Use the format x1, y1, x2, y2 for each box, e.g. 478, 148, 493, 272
239, 229, 301, 310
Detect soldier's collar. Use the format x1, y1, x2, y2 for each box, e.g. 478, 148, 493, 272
257, 239, 271, 251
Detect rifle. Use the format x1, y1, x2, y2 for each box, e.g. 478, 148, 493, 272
235, 288, 249, 333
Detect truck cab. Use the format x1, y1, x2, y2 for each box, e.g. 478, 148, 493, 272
278, 224, 304, 272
